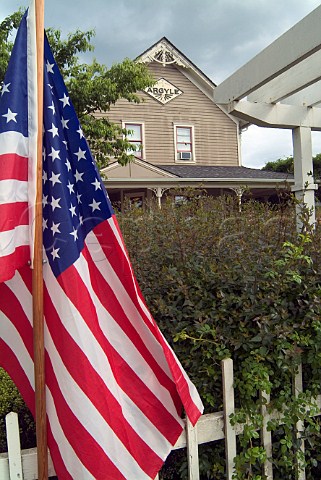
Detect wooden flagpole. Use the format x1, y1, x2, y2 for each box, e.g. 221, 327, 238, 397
33, 0, 48, 478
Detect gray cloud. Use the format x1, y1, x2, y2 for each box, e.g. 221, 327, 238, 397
2, 0, 321, 166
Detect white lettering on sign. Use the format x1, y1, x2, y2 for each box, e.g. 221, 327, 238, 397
144, 78, 183, 104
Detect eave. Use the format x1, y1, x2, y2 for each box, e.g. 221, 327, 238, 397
104, 176, 293, 190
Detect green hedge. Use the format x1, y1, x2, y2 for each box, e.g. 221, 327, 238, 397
0, 368, 35, 453
118, 194, 321, 479
1, 194, 321, 479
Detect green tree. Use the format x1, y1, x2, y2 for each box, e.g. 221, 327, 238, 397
262, 156, 294, 174
0, 9, 24, 82
0, 10, 154, 168
262, 154, 321, 180
312, 153, 321, 179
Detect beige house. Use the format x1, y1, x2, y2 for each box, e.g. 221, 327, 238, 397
101, 38, 293, 206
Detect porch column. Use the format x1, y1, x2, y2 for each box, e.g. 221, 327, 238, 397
291, 127, 318, 230
229, 186, 246, 212
120, 189, 124, 213
148, 187, 170, 209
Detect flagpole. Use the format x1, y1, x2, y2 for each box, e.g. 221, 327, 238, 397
33, 0, 48, 478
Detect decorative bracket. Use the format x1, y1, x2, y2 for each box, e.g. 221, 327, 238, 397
148, 187, 171, 208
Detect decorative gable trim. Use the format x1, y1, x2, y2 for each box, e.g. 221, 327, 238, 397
138, 41, 186, 67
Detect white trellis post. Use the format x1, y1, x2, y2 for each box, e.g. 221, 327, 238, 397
291, 126, 318, 230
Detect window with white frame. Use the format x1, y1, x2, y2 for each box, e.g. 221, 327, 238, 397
175, 125, 194, 162
124, 123, 143, 158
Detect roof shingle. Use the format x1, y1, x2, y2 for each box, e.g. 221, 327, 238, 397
157, 165, 293, 180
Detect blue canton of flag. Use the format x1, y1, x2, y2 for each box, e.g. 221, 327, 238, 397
0, 20, 28, 137
42, 36, 112, 277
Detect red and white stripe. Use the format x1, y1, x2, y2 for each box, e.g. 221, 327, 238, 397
0, 212, 203, 479
0, 132, 31, 282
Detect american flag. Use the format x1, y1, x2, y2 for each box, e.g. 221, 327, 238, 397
0, 7, 203, 480
0, 10, 35, 281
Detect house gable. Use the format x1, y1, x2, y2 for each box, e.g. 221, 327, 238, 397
104, 38, 240, 168
102, 158, 177, 179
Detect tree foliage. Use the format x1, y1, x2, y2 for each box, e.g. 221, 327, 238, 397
262, 154, 321, 180
262, 156, 294, 174
0, 10, 154, 168
0, 9, 24, 82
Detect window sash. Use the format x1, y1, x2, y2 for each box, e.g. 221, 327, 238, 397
125, 123, 143, 157
176, 126, 193, 157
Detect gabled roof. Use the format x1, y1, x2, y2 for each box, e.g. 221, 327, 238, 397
101, 157, 178, 179
137, 37, 216, 87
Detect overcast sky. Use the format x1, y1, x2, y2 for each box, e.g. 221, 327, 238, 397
2, 0, 321, 168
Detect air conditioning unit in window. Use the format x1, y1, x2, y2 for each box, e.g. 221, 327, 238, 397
179, 152, 192, 160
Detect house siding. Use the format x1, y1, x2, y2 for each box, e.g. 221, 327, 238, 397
103, 62, 239, 167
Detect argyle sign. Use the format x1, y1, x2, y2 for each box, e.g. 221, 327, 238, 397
144, 78, 183, 104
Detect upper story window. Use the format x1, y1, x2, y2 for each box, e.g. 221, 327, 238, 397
175, 125, 195, 162
124, 122, 144, 159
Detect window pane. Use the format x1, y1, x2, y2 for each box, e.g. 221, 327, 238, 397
176, 127, 192, 153
127, 141, 142, 157
125, 124, 141, 140
177, 127, 191, 142
177, 142, 191, 152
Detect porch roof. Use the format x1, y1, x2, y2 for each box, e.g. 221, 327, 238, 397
157, 165, 293, 180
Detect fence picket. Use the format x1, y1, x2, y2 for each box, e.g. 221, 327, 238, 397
294, 363, 306, 480
222, 358, 237, 480
260, 389, 273, 479
6, 412, 23, 480
186, 417, 200, 480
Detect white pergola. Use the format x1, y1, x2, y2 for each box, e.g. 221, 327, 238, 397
214, 5, 321, 228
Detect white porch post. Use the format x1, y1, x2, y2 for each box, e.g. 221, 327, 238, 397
230, 186, 246, 212
291, 127, 317, 230
148, 187, 171, 209
155, 187, 163, 209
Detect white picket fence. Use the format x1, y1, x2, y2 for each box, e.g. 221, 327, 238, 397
1, 358, 321, 480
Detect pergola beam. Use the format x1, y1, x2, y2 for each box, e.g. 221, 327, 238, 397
213, 5, 321, 104
226, 101, 321, 130
247, 49, 321, 104
281, 81, 321, 107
